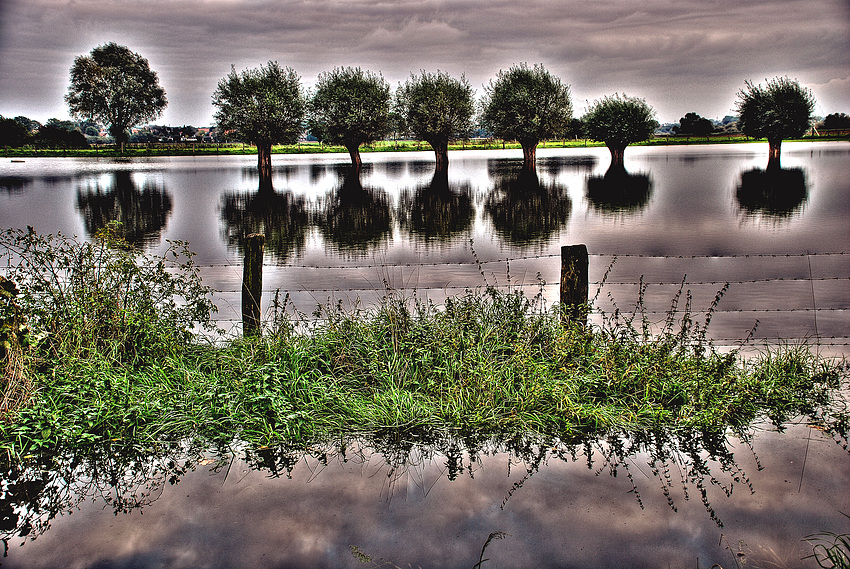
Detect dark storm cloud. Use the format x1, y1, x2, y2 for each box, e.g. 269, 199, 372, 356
1, 0, 847, 125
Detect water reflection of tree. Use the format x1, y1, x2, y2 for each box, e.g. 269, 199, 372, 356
3, 419, 847, 549
735, 167, 807, 219
316, 169, 391, 253
400, 169, 474, 245
586, 164, 653, 214
0, 441, 200, 547
485, 166, 571, 246
0, 176, 30, 194
221, 184, 309, 262
76, 171, 172, 246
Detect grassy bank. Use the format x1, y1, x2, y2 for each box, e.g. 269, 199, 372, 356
1, 227, 847, 457
4, 133, 849, 159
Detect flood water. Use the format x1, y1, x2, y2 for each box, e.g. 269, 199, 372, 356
2, 142, 849, 351
1, 143, 849, 567
1, 423, 848, 568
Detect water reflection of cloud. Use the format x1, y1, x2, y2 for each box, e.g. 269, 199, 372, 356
7, 424, 846, 568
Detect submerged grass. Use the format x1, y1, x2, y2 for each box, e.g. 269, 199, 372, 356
0, 228, 847, 457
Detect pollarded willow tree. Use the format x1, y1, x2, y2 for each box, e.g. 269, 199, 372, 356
582, 94, 658, 167
212, 62, 306, 186
736, 77, 815, 168
480, 63, 572, 170
66, 43, 167, 147
395, 70, 475, 171
308, 67, 391, 170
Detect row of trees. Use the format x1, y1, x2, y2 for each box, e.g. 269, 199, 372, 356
55, 44, 822, 181
0, 116, 91, 149
211, 61, 659, 182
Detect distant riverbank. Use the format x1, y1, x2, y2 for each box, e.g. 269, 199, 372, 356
4, 133, 848, 159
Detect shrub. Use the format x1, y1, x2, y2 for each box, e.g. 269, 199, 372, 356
0, 224, 217, 365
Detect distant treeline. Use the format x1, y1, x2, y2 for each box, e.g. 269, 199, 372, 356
2, 111, 849, 151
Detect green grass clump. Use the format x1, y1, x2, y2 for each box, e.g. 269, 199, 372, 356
0, 231, 846, 457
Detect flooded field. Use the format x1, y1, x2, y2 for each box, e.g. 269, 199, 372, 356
1, 422, 848, 568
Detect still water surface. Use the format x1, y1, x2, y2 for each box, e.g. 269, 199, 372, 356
2, 142, 848, 348
1, 424, 848, 568
1, 144, 849, 567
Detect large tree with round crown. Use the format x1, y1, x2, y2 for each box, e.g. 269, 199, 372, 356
66, 43, 167, 147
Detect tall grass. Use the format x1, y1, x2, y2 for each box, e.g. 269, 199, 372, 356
0, 229, 846, 457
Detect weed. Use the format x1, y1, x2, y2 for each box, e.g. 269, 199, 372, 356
805, 513, 850, 569
0, 223, 218, 365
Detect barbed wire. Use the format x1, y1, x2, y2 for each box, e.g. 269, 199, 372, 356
207, 275, 850, 295
187, 250, 848, 271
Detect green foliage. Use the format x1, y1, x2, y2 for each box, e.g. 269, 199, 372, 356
65, 43, 167, 146
582, 93, 659, 151
0, 224, 217, 365
0, 231, 845, 456
212, 61, 306, 148
0, 276, 29, 360
308, 67, 391, 154
736, 77, 815, 143
481, 63, 572, 146
822, 112, 850, 130
0, 116, 29, 148
805, 515, 850, 569
674, 112, 713, 137
33, 124, 89, 149
0, 276, 34, 419
395, 71, 475, 153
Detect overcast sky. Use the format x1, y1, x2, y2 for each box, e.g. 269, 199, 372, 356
1, 0, 848, 127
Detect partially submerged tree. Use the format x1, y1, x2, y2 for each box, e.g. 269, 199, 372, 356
66, 43, 167, 147
309, 67, 391, 169
582, 94, 658, 167
212, 62, 306, 185
736, 77, 815, 168
481, 63, 572, 170
395, 70, 475, 170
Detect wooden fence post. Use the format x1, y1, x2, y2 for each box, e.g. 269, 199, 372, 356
242, 233, 265, 336
560, 244, 588, 326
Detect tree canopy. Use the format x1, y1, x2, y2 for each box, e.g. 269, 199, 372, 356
66, 43, 167, 146
0, 116, 29, 148
821, 112, 850, 130
582, 94, 658, 166
395, 70, 475, 170
674, 112, 713, 137
735, 77, 815, 167
308, 67, 391, 169
212, 61, 306, 185
480, 63, 572, 169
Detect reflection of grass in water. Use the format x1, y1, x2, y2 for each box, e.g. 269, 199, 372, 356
805, 513, 850, 569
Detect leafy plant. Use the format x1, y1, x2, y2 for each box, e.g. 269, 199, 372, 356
0, 223, 217, 365
0, 275, 33, 418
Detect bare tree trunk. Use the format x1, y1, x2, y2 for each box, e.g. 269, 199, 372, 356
521, 141, 538, 171
346, 142, 362, 170
257, 142, 273, 186
767, 138, 782, 170
607, 144, 626, 167
431, 138, 449, 172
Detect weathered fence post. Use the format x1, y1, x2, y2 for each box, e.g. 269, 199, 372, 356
242, 233, 265, 336
560, 244, 589, 326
